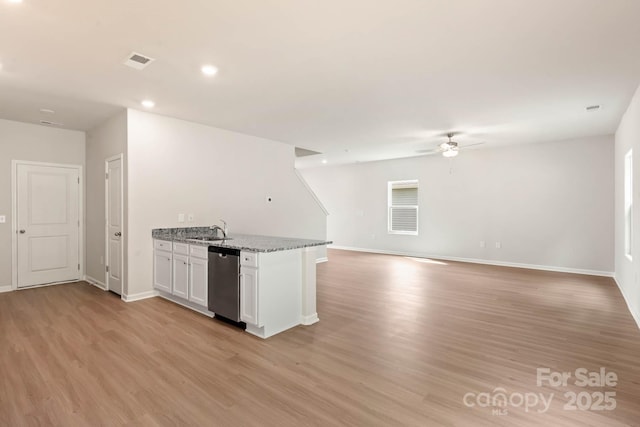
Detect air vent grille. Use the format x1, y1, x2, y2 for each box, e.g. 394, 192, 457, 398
40, 120, 63, 127
123, 52, 155, 70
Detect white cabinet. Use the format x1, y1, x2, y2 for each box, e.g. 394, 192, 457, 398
172, 254, 189, 299
240, 266, 259, 326
153, 239, 209, 308
153, 249, 172, 293
189, 256, 208, 306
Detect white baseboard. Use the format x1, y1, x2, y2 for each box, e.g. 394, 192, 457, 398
316, 257, 329, 264
301, 313, 319, 325
122, 290, 158, 302
84, 275, 108, 291
613, 276, 640, 330
329, 245, 615, 278
0, 285, 12, 293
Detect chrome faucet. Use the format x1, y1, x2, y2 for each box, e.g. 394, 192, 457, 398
209, 225, 226, 239
220, 219, 228, 236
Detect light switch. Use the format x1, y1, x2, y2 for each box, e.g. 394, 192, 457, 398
495, 242, 502, 249
0, 215, 5, 223
178, 213, 185, 223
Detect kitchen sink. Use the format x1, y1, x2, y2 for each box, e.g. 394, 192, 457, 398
186, 236, 233, 242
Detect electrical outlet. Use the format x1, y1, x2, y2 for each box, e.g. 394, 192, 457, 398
480, 241, 485, 248
178, 213, 185, 223
188, 213, 194, 222
0, 215, 5, 224
495, 242, 501, 249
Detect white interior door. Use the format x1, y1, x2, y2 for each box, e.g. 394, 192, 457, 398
106, 157, 123, 295
17, 164, 80, 288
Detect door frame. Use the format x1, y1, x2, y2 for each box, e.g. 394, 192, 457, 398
11, 160, 84, 291
105, 154, 124, 295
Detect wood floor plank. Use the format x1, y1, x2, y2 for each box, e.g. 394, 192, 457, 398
1, 249, 640, 425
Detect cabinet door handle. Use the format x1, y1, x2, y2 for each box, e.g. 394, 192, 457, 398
115, 232, 122, 237
19, 229, 26, 234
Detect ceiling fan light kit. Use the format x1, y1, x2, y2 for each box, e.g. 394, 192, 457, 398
442, 148, 459, 158
441, 133, 459, 157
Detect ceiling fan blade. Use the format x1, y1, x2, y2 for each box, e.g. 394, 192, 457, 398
415, 148, 441, 154
460, 142, 485, 149
416, 149, 442, 156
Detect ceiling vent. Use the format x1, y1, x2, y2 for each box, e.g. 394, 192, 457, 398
40, 120, 63, 127
123, 52, 155, 70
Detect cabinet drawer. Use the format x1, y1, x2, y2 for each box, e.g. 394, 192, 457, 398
173, 242, 190, 255
240, 251, 258, 268
154, 239, 173, 251
190, 245, 208, 259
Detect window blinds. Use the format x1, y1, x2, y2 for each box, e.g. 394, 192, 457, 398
389, 181, 418, 233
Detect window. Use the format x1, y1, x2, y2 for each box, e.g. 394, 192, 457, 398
625, 150, 633, 260
388, 180, 419, 235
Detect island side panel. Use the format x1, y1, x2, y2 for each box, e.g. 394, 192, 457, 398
252, 249, 303, 339
301, 246, 319, 325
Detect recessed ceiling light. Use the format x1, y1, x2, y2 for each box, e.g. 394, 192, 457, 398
141, 100, 155, 108
321, 159, 328, 164
586, 105, 601, 112
8, 0, 23, 3
201, 65, 218, 76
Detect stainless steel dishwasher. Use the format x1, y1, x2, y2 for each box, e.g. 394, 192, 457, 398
207, 246, 242, 323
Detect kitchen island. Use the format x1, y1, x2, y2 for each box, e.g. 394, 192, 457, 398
152, 227, 330, 338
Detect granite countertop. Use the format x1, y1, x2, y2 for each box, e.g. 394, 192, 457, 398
152, 227, 331, 253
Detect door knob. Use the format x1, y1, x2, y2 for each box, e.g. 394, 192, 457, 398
114, 232, 122, 237
19, 229, 26, 234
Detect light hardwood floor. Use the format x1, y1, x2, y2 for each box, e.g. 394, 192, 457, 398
1, 249, 639, 426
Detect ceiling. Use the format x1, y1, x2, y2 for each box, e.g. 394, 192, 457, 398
1, 0, 639, 168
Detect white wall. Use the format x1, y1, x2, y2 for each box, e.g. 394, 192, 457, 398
302, 135, 614, 274
126, 110, 327, 297
0, 119, 85, 289
85, 110, 128, 287
615, 84, 640, 326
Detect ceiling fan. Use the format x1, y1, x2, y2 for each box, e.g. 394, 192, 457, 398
417, 133, 485, 157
